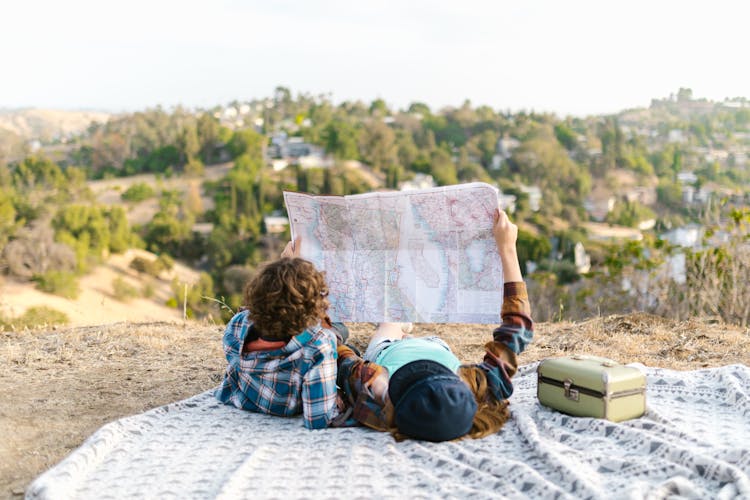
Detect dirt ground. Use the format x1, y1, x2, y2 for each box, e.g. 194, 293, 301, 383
1, 314, 748, 499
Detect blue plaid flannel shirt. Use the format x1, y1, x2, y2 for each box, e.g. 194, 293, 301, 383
215, 310, 339, 429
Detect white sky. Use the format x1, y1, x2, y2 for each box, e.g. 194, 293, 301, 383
1, 0, 749, 117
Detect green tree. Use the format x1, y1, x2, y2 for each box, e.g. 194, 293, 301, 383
359, 120, 397, 172
407, 102, 431, 116
322, 121, 359, 160
554, 123, 577, 151
196, 113, 221, 163
121, 182, 155, 202
12, 155, 66, 191
517, 230, 552, 273
228, 128, 265, 159
369, 99, 389, 116
656, 178, 684, 210
429, 148, 458, 186
107, 207, 132, 253
53, 205, 113, 264
144, 210, 192, 254
606, 201, 656, 228
0, 188, 19, 248
179, 124, 201, 167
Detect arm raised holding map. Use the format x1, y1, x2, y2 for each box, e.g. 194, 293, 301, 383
284, 182, 505, 323
335, 206, 534, 441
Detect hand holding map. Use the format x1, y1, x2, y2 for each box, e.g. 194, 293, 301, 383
283, 182, 504, 324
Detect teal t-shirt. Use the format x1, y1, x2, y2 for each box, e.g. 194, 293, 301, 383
375, 337, 461, 376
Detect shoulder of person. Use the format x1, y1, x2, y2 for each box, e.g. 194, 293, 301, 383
306, 327, 338, 351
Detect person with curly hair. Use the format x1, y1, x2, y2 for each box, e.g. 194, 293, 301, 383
216, 239, 349, 429
336, 206, 534, 441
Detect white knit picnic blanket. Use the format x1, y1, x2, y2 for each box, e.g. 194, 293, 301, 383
27, 363, 750, 500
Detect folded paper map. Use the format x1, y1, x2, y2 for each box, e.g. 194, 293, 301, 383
283, 182, 503, 323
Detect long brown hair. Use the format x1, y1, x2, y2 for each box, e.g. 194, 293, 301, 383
243, 257, 329, 340
457, 365, 511, 439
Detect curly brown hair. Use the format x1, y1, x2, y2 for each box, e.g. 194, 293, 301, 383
457, 362, 510, 439
243, 257, 330, 340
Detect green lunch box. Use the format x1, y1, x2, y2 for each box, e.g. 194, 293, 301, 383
537, 355, 647, 422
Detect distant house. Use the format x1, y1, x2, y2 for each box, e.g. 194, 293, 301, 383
491, 155, 503, 170
267, 133, 332, 169
271, 160, 289, 172
624, 187, 657, 206
681, 185, 695, 204
703, 149, 730, 163
399, 173, 436, 191
286, 137, 314, 158
297, 154, 333, 169
191, 222, 214, 236
264, 216, 289, 234
682, 185, 713, 206
574, 242, 591, 274
730, 150, 747, 166
668, 129, 686, 143
660, 224, 702, 248
520, 185, 542, 212
498, 193, 517, 213
584, 196, 616, 222
677, 171, 698, 185
490, 136, 521, 170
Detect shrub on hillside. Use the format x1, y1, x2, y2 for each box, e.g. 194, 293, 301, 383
121, 183, 155, 202
112, 276, 139, 302
129, 254, 174, 278
33, 270, 80, 299
156, 254, 175, 272
169, 272, 219, 320
222, 265, 253, 295
3, 223, 77, 279
0, 306, 69, 330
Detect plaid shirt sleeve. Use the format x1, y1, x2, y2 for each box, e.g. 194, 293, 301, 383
477, 281, 534, 400
301, 332, 339, 429
336, 345, 394, 432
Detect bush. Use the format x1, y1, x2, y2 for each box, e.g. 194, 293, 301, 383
33, 271, 80, 299
155, 254, 175, 272
222, 265, 253, 295
121, 182, 155, 202
112, 276, 139, 302
130, 256, 154, 275
170, 272, 219, 320
4, 223, 77, 279
130, 254, 174, 278
0, 306, 69, 330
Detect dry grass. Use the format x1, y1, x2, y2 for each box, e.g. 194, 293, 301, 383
1, 314, 748, 498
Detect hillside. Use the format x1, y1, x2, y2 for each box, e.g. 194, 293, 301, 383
0, 248, 201, 328
2, 314, 748, 498
0, 108, 110, 141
